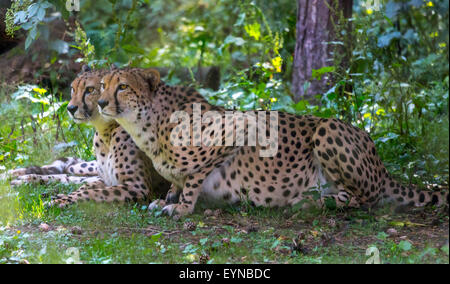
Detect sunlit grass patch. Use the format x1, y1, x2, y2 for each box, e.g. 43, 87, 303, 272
0, 180, 19, 226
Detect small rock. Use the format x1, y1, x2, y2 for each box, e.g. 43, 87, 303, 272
38, 223, 52, 232
71, 226, 83, 235
387, 228, 398, 237
204, 209, 213, 217
213, 209, 223, 217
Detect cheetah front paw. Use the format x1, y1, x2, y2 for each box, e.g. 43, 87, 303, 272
161, 204, 193, 217
45, 196, 72, 209
10, 175, 35, 186
8, 168, 27, 177
10, 178, 25, 187
148, 199, 166, 211
10, 174, 42, 186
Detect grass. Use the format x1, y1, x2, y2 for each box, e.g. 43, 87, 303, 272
0, 83, 448, 264
0, 179, 448, 264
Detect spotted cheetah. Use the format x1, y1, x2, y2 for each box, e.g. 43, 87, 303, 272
9, 156, 101, 186
11, 67, 171, 207
97, 68, 448, 216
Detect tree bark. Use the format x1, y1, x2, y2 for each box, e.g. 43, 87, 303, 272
291, 0, 352, 103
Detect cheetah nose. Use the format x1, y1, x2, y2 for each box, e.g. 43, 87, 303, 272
67, 104, 78, 115
97, 99, 109, 109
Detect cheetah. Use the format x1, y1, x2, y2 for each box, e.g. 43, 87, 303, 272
11, 66, 171, 207
9, 156, 101, 186
97, 68, 448, 216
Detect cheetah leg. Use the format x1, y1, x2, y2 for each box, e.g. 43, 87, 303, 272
161, 164, 217, 217
317, 166, 360, 209
47, 181, 150, 208
10, 174, 102, 187
64, 161, 98, 176
8, 158, 97, 177
148, 184, 180, 210
312, 158, 360, 209
310, 163, 360, 209
319, 190, 360, 209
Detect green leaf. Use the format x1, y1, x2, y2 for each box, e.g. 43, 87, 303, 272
50, 40, 69, 54
199, 238, 208, 246
25, 33, 34, 50
377, 232, 389, 240
311, 66, 335, 80
230, 237, 243, 244
224, 35, 246, 46
122, 44, 146, 54
293, 100, 309, 112
14, 11, 27, 24
324, 197, 337, 210
151, 232, 162, 242
385, 1, 401, 19
27, 3, 39, 18
234, 13, 246, 26
377, 31, 401, 48
40, 1, 53, 9
441, 245, 449, 256
36, 6, 46, 22
398, 240, 413, 252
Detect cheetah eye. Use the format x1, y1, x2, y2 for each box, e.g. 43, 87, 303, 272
119, 84, 128, 90
86, 87, 95, 93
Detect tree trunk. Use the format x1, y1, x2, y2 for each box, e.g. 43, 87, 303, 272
291, 0, 352, 103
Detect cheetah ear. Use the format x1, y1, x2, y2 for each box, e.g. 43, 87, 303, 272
81, 65, 91, 73
143, 69, 160, 92
110, 63, 118, 71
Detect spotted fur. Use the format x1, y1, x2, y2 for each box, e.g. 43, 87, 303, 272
12, 68, 171, 207
9, 157, 99, 186
97, 68, 448, 216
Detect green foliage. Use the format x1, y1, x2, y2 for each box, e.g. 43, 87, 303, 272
0, 83, 94, 170
7, 1, 54, 49
5, 0, 32, 37
1, 183, 448, 263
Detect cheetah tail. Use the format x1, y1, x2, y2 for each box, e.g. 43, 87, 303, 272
384, 178, 448, 208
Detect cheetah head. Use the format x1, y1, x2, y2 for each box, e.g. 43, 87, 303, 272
97, 68, 160, 119
67, 66, 108, 124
